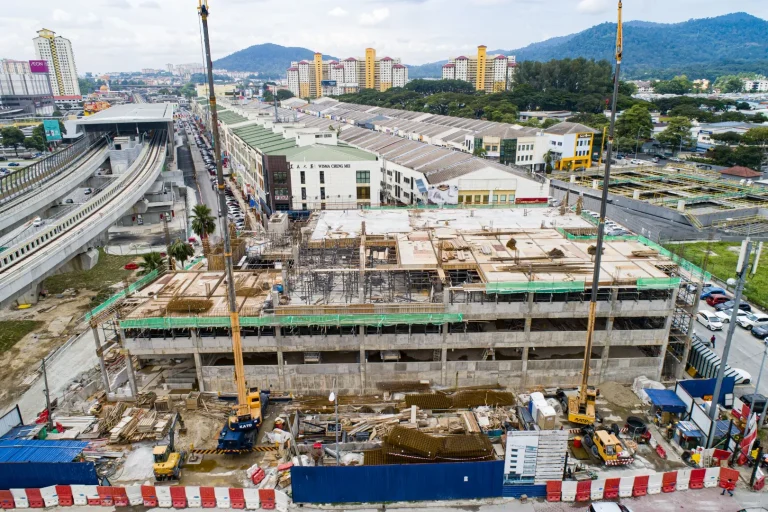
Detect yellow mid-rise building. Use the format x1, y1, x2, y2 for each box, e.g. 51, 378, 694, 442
442, 45, 515, 93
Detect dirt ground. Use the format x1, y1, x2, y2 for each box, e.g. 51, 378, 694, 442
0, 292, 96, 410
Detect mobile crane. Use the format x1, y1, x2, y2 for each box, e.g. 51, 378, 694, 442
565, 1, 624, 425
198, 0, 268, 452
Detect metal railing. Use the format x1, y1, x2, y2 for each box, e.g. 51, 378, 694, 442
0, 133, 107, 203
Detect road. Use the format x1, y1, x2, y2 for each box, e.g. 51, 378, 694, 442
181, 113, 221, 242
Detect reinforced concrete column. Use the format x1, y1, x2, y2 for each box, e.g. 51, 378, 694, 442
275, 327, 286, 390
658, 287, 680, 381
359, 325, 366, 394
91, 322, 111, 394
520, 347, 530, 391
115, 312, 138, 398
194, 350, 205, 392
441, 322, 449, 386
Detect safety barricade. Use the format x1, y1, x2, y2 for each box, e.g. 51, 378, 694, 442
186, 486, 202, 508
704, 467, 720, 488
689, 468, 706, 489
230, 488, 245, 509
720, 468, 739, 489
576, 480, 591, 502
96, 486, 113, 506
39, 487, 58, 508
648, 473, 662, 495
201, 487, 217, 508
243, 488, 260, 510
141, 485, 158, 507
632, 475, 649, 497
170, 486, 187, 508
0, 490, 13, 509
546, 481, 562, 502
11, 489, 29, 509
676, 469, 691, 491
24, 489, 43, 509
560, 480, 577, 502
125, 486, 143, 506
604, 478, 620, 499
662, 471, 677, 493
112, 487, 129, 507
70, 485, 87, 506
156, 486, 172, 508
55, 485, 73, 506
619, 476, 634, 498
590, 479, 605, 501
259, 489, 275, 510
84, 485, 99, 506
215, 487, 231, 508
275, 490, 289, 512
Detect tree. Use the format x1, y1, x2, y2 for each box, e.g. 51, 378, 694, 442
138, 252, 164, 275
656, 117, 694, 153
714, 75, 744, 94
180, 83, 196, 98
190, 204, 217, 239
1, 127, 25, 157
736, 101, 751, 111
710, 131, 743, 145
668, 104, 710, 122
616, 104, 653, 139
652, 76, 694, 95
732, 146, 764, 170
24, 136, 45, 152
52, 109, 63, 117
169, 239, 195, 267
473, 146, 487, 158
275, 89, 294, 101
157, 88, 171, 95
541, 119, 561, 129
743, 127, 768, 147
262, 89, 275, 103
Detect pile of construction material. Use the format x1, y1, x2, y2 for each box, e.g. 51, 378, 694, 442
364, 426, 495, 465
405, 390, 515, 409
98, 403, 173, 444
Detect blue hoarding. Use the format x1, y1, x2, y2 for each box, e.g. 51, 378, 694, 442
43, 119, 62, 142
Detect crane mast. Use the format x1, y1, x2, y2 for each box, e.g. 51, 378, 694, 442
569, 1, 623, 425
198, 0, 249, 419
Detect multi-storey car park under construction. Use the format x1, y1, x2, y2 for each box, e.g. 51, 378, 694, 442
114, 206, 707, 395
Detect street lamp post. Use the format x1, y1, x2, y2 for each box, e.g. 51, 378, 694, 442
634, 127, 642, 160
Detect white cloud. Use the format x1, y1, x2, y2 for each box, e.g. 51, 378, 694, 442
139, 1, 161, 8
52, 9, 73, 22
103, 0, 131, 7
577, 0, 611, 14
328, 7, 348, 17
359, 8, 389, 26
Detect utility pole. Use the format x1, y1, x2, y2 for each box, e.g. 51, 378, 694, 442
707, 239, 752, 447
41, 358, 53, 431
198, 0, 250, 419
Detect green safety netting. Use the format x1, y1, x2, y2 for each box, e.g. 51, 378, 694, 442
485, 280, 586, 294
636, 277, 682, 290
363, 203, 548, 211
636, 236, 711, 281
556, 227, 636, 242
120, 313, 463, 330
85, 269, 159, 320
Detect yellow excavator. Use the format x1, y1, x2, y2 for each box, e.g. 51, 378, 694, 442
563, 1, 624, 425
153, 413, 186, 481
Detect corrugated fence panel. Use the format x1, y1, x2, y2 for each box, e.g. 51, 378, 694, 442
0, 407, 22, 439
291, 461, 504, 503
0, 463, 98, 490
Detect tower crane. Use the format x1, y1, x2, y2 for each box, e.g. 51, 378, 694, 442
198, 0, 268, 452
567, 1, 623, 425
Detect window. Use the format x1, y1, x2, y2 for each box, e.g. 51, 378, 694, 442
492, 145, 498, 151
482, 195, 489, 204
459, 195, 465, 203
492, 194, 498, 202
302, 203, 308, 210
320, 187, 326, 200
274, 171, 287, 183
300, 171, 305, 184
301, 187, 307, 200
500, 195, 506, 202
474, 195, 481, 203
319, 171, 325, 184
356, 171, 370, 183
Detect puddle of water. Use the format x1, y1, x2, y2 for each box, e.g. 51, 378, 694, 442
185, 458, 218, 472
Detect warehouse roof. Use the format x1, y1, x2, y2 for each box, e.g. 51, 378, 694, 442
0, 439, 88, 463
275, 144, 378, 162
543, 122, 599, 135
217, 110, 248, 125
232, 124, 297, 154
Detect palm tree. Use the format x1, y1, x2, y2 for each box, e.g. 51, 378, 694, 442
190, 204, 216, 239
138, 252, 164, 275
170, 239, 195, 267
473, 146, 488, 158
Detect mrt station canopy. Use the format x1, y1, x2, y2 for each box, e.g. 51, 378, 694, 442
77, 103, 175, 135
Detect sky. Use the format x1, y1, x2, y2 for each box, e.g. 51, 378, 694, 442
2, 0, 767, 73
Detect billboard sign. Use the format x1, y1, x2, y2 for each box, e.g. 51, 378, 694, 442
321, 80, 337, 87
43, 119, 62, 142
29, 60, 49, 73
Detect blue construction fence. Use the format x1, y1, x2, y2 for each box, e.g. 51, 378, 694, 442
0, 462, 98, 490
291, 461, 505, 503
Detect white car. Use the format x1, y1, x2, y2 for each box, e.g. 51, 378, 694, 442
738, 313, 768, 329
630, 159, 643, 165
696, 310, 723, 331
715, 309, 748, 323
589, 504, 633, 512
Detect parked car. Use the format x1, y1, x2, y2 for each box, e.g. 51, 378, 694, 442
7, 162, 20, 167
714, 309, 748, 323
696, 310, 723, 331
731, 368, 752, 385
740, 394, 768, 417
714, 301, 751, 313
588, 504, 633, 512
705, 294, 730, 307
752, 325, 768, 339
738, 312, 768, 329
630, 159, 643, 165
700, 287, 727, 299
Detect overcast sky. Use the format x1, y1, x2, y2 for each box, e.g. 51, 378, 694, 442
2, 0, 766, 73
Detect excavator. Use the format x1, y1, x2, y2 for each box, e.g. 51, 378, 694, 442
561, 1, 624, 426
153, 413, 187, 481
197, 0, 269, 453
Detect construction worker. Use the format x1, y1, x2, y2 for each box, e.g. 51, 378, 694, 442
711, 334, 716, 349
721, 478, 735, 497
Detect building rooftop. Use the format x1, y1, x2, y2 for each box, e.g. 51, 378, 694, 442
543, 122, 599, 135
232, 124, 297, 154
77, 103, 174, 124
0, 440, 88, 463
217, 110, 249, 125
719, 166, 761, 178
276, 143, 379, 162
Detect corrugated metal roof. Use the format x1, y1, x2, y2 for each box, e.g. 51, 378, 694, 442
0, 439, 87, 463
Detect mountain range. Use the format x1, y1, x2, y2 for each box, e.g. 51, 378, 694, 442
214, 13, 768, 80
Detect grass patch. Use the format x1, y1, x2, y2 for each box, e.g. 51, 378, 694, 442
0, 320, 44, 354
43, 249, 137, 297
664, 241, 768, 309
